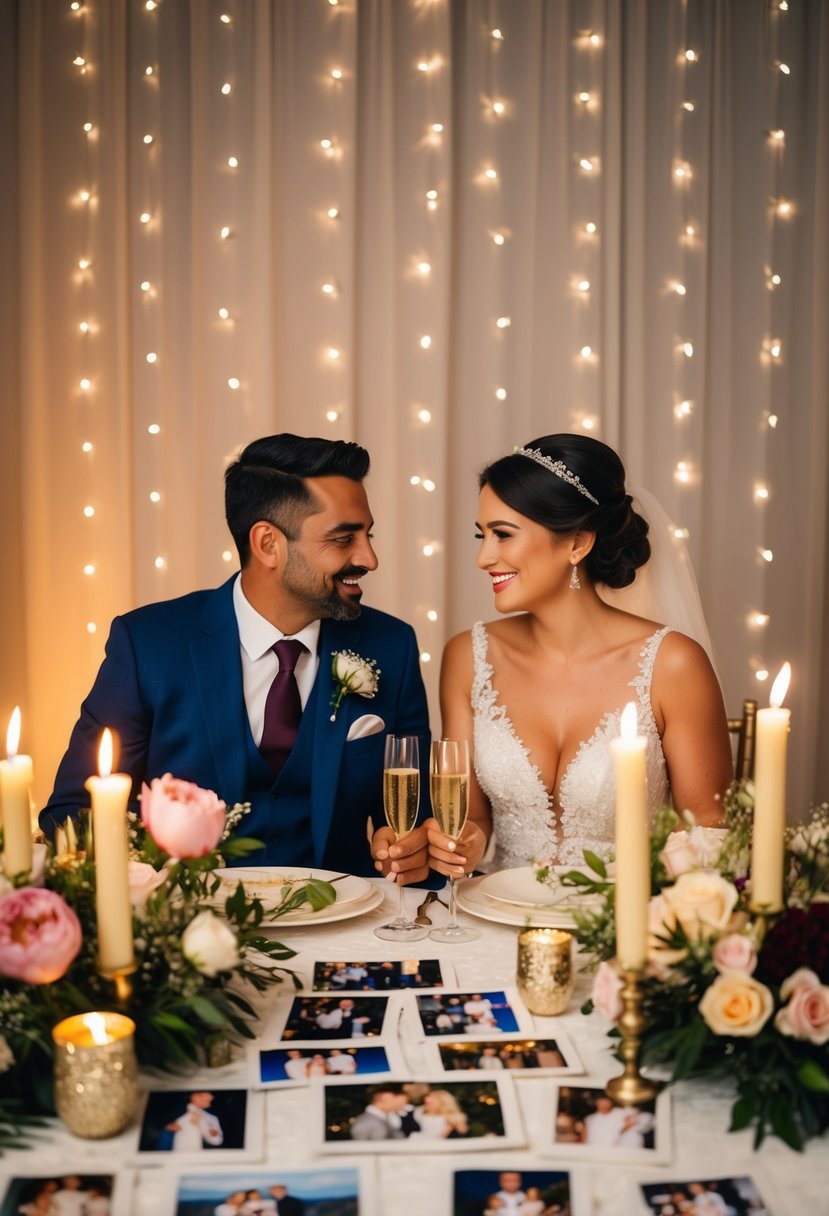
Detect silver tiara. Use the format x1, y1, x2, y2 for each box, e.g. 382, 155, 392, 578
512, 446, 599, 505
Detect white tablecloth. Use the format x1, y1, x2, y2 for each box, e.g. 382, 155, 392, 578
6, 880, 828, 1215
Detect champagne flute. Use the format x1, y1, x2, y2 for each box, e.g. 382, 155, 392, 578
428, 739, 480, 943
374, 734, 428, 942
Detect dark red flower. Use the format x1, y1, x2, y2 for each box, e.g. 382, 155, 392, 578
757, 902, 829, 986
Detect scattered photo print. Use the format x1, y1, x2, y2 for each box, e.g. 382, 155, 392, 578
249, 1040, 405, 1089
452, 1166, 580, 1216
162, 1165, 370, 1216
0, 1172, 131, 1216
640, 1175, 773, 1215
132, 1086, 263, 1165
312, 957, 450, 991
272, 994, 393, 1042
412, 990, 528, 1038
317, 1075, 524, 1154
432, 1030, 582, 1076
547, 1082, 671, 1165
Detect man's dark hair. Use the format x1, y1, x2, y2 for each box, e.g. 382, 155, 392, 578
225, 434, 371, 565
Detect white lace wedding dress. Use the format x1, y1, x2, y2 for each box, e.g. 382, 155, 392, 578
471, 621, 670, 871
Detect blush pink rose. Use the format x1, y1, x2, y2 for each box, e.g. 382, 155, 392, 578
712, 933, 757, 976
591, 960, 624, 1022
128, 860, 168, 910
0, 887, 82, 984
775, 968, 829, 1045
141, 774, 226, 859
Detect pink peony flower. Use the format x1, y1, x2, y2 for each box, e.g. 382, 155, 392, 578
775, 968, 829, 1045
713, 933, 757, 976
591, 960, 624, 1021
141, 773, 226, 859
0, 887, 82, 984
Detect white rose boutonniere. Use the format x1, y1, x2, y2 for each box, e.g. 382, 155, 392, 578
330, 650, 380, 721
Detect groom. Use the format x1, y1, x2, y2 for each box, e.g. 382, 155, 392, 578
41, 434, 431, 882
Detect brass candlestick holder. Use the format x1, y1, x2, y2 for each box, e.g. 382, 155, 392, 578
605, 967, 659, 1106
98, 961, 138, 1008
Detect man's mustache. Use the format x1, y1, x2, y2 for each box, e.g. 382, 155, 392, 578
337, 566, 369, 579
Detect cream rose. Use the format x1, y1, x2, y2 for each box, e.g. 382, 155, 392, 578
699, 973, 774, 1037
775, 968, 829, 1045
128, 860, 168, 911
645, 893, 687, 979
661, 870, 738, 941
182, 911, 239, 977
712, 933, 757, 976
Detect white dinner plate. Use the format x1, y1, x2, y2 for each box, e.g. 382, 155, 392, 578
214, 866, 374, 918
256, 882, 385, 929
455, 875, 587, 929
478, 866, 583, 909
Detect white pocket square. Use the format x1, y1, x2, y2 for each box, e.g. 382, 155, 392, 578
346, 714, 386, 742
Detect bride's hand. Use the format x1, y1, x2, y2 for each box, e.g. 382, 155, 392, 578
425, 818, 487, 877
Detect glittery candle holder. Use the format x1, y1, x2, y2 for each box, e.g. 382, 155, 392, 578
516, 928, 574, 1015
52, 1012, 138, 1138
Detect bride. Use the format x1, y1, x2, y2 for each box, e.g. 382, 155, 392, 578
426, 433, 733, 878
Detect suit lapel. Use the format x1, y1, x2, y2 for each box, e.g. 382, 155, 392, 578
189, 578, 249, 803
309, 617, 364, 861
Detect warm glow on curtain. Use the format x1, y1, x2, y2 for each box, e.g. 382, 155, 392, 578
1, 0, 827, 813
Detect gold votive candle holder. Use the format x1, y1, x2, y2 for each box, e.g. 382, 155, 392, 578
52, 1011, 138, 1138
516, 927, 574, 1015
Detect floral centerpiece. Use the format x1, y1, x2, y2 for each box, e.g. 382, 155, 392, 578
536, 786, 829, 1150
0, 775, 335, 1146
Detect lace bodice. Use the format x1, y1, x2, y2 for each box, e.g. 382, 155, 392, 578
471, 621, 670, 870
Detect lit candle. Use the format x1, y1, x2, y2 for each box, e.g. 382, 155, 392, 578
0, 707, 34, 878
85, 730, 135, 974
611, 702, 650, 970
52, 1011, 138, 1137
751, 662, 791, 912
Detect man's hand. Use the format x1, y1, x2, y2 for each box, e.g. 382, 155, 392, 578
371, 823, 430, 885
425, 818, 488, 878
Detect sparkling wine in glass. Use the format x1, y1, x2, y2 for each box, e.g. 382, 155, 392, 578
428, 738, 479, 943
374, 735, 428, 942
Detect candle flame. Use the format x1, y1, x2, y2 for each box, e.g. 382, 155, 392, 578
98, 729, 114, 778
83, 1012, 110, 1046
769, 661, 791, 709
620, 700, 639, 740
6, 706, 21, 758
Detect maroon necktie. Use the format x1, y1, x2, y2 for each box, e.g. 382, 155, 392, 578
259, 639, 307, 773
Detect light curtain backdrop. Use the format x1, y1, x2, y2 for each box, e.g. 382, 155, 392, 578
1, 0, 827, 813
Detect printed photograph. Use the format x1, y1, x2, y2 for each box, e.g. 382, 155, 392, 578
433, 1033, 582, 1076
250, 1042, 403, 1088
640, 1175, 773, 1215
413, 990, 527, 1038
163, 1166, 368, 1216
547, 1083, 671, 1165
133, 1087, 263, 1165
453, 1167, 576, 1216
312, 958, 449, 991
274, 994, 392, 1042
0, 1174, 126, 1216
317, 1076, 523, 1154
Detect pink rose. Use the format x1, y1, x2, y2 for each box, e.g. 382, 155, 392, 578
141, 774, 226, 859
660, 831, 698, 879
712, 933, 757, 976
591, 960, 624, 1022
0, 888, 82, 984
775, 968, 829, 1045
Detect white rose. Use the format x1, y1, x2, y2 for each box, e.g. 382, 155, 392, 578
662, 870, 739, 941
332, 651, 379, 696
0, 1033, 14, 1073
128, 860, 168, 911
182, 911, 239, 977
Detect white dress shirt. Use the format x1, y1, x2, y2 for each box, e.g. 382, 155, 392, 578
233, 574, 321, 746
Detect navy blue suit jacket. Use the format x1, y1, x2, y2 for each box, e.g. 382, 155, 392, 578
41, 577, 432, 877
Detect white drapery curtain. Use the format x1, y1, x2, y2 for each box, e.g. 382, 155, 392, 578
2, 0, 827, 813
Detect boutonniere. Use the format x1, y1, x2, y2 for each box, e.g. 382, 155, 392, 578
330, 650, 381, 722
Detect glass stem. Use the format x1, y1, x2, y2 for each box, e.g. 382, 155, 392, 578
446, 877, 458, 929
397, 877, 408, 925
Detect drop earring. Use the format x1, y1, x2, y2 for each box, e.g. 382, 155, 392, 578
569, 563, 581, 590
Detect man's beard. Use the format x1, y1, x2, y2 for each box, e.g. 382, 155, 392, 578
283, 546, 367, 621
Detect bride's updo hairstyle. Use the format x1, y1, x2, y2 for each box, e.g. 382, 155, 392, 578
479, 433, 650, 589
